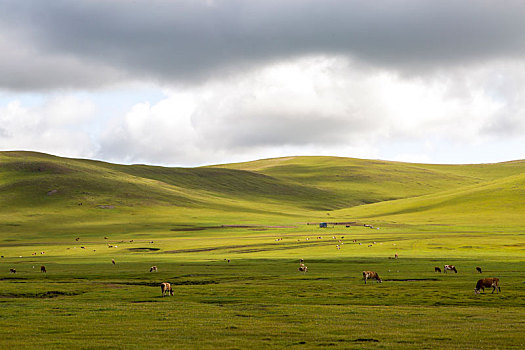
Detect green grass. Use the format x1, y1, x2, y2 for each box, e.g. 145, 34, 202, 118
0, 151, 524, 348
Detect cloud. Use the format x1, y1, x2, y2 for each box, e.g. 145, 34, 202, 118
0, 27, 125, 91
2, 0, 525, 90
0, 96, 98, 157
2, 0, 525, 165
95, 57, 525, 166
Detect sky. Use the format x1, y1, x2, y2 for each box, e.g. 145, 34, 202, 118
1, 0, 525, 167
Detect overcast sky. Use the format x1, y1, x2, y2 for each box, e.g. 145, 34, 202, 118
1, 0, 525, 166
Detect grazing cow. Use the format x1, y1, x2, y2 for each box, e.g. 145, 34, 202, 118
394, 253, 398, 259
300, 258, 304, 264
150, 266, 158, 272
104, 237, 108, 240
363, 271, 382, 284
298, 264, 308, 273
434, 267, 442, 273
444, 265, 457, 273
476, 267, 482, 274
475, 278, 500, 294
112, 259, 115, 265
161, 282, 174, 296
9, 268, 16, 273
75, 237, 79, 241
40, 265, 46, 273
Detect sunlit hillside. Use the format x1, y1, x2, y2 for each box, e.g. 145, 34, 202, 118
1, 151, 524, 232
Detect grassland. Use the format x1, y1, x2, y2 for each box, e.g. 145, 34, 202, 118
0, 151, 524, 349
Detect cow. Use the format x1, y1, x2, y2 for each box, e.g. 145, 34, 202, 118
444, 265, 457, 273
434, 267, 442, 273
112, 259, 116, 265
475, 278, 501, 294
298, 264, 308, 273
363, 271, 382, 284
9, 268, 16, 273
161, 282, 174, 296
40, 265, 46, 273
150, 266, 158, 272
476, 267, 482, 274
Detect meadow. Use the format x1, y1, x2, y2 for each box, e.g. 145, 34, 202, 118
0, 152, 524, 349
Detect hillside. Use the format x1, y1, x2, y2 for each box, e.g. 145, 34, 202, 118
214, 156, 525, 205
333, 172, 525, 225
1, 151, 524, 227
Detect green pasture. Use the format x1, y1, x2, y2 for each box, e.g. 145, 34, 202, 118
1, 224, 524, 349
1, 152, 524, 348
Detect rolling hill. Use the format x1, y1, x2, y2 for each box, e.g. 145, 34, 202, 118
1, 151, 524, 228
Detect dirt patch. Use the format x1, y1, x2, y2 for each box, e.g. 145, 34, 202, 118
170, 224, 296, 231
307, 222, 357, 226
97, 205, 115, 209
127, 247, 160, 252
221, 225, 297, 228
172, 280, 218, 286
164, 241, 333, 254
170, 226, 221, 231
0, 291, 83, 298
384, 278, 439, 282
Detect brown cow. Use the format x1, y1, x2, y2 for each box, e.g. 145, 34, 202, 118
161, 282, 174, 296
298, 264, 308, 273
434, 267, 442, 273
475, 278, 500, 294
40, 265, 46, 273
363, 271, 382, 284
150, 266, 158, 272
444, 265, 457, 273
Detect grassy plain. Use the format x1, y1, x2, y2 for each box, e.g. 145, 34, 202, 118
0, 152, 524, 349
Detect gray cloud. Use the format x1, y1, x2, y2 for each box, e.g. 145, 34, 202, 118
2, 0, 525, 90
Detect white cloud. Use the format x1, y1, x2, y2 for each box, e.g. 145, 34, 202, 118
0, 96, 98, 158
95, 57, 525, 166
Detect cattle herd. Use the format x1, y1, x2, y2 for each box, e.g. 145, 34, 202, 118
6, 259, 503, 296
4, 236, 503, 297
300, 260, 501, 294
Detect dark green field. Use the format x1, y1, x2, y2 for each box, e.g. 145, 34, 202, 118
1, 152, 524, 349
